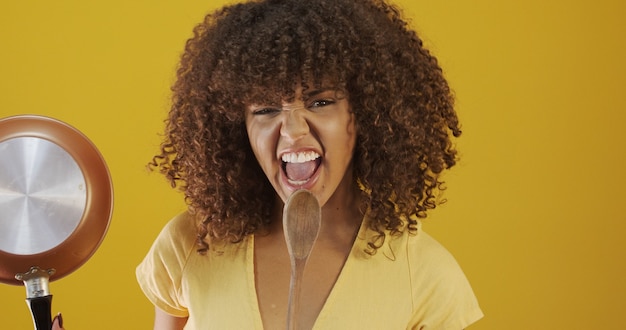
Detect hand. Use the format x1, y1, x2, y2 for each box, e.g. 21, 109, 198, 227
52, 313, 64, 330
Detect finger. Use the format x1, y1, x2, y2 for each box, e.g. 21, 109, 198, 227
52, 312, 64, 330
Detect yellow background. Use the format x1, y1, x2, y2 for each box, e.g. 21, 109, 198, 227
1, 0, 625, 329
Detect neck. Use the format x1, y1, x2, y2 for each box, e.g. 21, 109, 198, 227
268, 181, 364, 246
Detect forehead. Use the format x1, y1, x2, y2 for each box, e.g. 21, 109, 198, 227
242, 79, 346, 105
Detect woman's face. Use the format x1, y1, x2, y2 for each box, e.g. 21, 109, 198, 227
245, 85, 357, 207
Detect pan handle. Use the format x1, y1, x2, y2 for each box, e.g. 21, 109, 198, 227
26, 295, 53, 330
15, 266, 56, 330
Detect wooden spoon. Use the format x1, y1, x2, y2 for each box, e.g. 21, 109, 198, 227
282, 189, 322, 330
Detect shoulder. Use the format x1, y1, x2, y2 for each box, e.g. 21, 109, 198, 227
408, 227, 461, 271
161, 211, 199, 242
136, 212, 199, 317
404, 224, 484, 328
405, 226, 472, 291
137, 211, 199, 272
143, 212, 199, 264
151, 211, 199, 267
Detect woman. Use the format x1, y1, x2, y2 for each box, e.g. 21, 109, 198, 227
137, 0, 483, 328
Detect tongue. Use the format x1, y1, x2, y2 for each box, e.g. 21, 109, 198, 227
285, 161, 317, 181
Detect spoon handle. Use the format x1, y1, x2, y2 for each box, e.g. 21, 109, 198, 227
286, 260, 306, 330
283, 190, 321, 330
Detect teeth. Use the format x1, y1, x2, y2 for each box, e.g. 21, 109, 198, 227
281, 151, 320, 163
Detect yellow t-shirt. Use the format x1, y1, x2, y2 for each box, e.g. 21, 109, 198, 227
136, 212, 483, 329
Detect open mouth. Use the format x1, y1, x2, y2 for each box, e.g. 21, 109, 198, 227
281, 151, 322, 185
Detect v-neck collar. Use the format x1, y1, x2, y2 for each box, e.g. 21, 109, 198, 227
247, 214, 371, 329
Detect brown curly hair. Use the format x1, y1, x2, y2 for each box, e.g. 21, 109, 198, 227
150, 0, 461, 254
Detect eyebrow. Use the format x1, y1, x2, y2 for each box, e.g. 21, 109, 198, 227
302, 87, 341, 99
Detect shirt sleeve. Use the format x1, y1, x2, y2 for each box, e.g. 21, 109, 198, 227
407, 230, 484, 329
136, 213, 197, 317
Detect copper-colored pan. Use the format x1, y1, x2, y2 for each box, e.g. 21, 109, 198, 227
0, 115, 113, 329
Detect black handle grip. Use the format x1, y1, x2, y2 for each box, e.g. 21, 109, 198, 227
26, 295, 53, 330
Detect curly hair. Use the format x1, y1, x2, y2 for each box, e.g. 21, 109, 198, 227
150, 0, 461, 254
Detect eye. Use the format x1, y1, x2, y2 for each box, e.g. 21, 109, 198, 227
309, 99, 335, 108
251, 107, 280, 115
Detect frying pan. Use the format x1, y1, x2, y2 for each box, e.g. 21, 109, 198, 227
0, 115, 113, 329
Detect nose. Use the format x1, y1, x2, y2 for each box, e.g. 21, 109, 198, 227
280, 108, 309, 141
